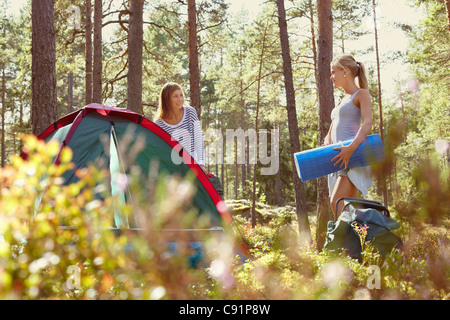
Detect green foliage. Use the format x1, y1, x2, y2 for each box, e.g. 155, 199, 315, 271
1, 0, 449, 300
407, 0, 450, 90
1, 136, 449, 300
227, 183, 448, 299
0, 135, 232, 299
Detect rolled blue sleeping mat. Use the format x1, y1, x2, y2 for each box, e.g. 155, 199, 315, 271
294, 134, 385, 181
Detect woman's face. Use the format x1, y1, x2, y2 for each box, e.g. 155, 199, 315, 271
169, 89, 184, 110
330, 65, 346, 88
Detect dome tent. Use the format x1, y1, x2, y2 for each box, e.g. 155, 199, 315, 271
28, 103, 248, 259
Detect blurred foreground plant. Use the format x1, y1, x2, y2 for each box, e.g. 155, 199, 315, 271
0, 135, 238, 299
0, 135, 448, 300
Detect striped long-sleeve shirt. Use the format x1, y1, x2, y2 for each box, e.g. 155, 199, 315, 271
154, 106, 205, 166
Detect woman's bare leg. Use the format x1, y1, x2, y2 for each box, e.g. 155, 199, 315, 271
330, 175, 359, 218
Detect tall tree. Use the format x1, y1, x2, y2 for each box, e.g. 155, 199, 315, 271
93, 0, 102, 103
1, 7, 5, 166
127, 0, 144, 114
408, 0, 450, 89
67, 72, 73, 113
276, 0, 311, 244
372, 0, 383, 143
85, 0, 93, 105
250, 18, 269, 228
315, 0, 334, 250
31, 0, 57, 135
187, 0, 201, 117
1, 69, 4, 167
446, 0, 450, 31
2, 3, 31, 154
372, 0, 387, 207
333, 0, 370, 53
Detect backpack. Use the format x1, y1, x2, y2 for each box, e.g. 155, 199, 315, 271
323, 197, 403, 260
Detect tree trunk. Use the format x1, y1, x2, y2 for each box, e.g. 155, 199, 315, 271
445, 0, 450, 32
308, 0, 317, 77
315, 0, 335, 251
250, 21, 266, 228
31, 0, 57, 135
274, 121, 283, 206
85, 0, 93, 105
68, 72, 73, 113
372, 0, 388, 207
235, 129, 239, 199
18, 97, 23, 152
93, 0, 102, 103
276, 0, 312, 244
221, 125, 225, 196
372, 0, 383, 143
127, 0, 144, 114
1, 69, 5, 167
240, 72, 246, 199
187, 0, 201, 118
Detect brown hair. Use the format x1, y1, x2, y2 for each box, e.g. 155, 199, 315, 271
331, 54, 368, 90
155, 82, 185, 120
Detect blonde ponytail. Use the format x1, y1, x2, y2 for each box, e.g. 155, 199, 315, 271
356, 61, 368, 90
331, 55, 368, 89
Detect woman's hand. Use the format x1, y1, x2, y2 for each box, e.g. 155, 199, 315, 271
331, 144, 356, 168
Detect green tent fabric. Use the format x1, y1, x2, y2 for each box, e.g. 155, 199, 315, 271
323, 197, 403, 259
32, 104, 235, 231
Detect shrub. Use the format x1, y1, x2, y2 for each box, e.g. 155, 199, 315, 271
0, 135, 226, 299
0, 135, 448, 300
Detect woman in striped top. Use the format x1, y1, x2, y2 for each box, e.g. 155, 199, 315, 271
154, 82, 206, 172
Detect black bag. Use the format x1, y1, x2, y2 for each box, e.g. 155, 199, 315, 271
207, 173, 224, 198
323, 197, 403, 260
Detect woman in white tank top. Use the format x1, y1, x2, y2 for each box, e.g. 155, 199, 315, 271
324, 55, 374, 217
